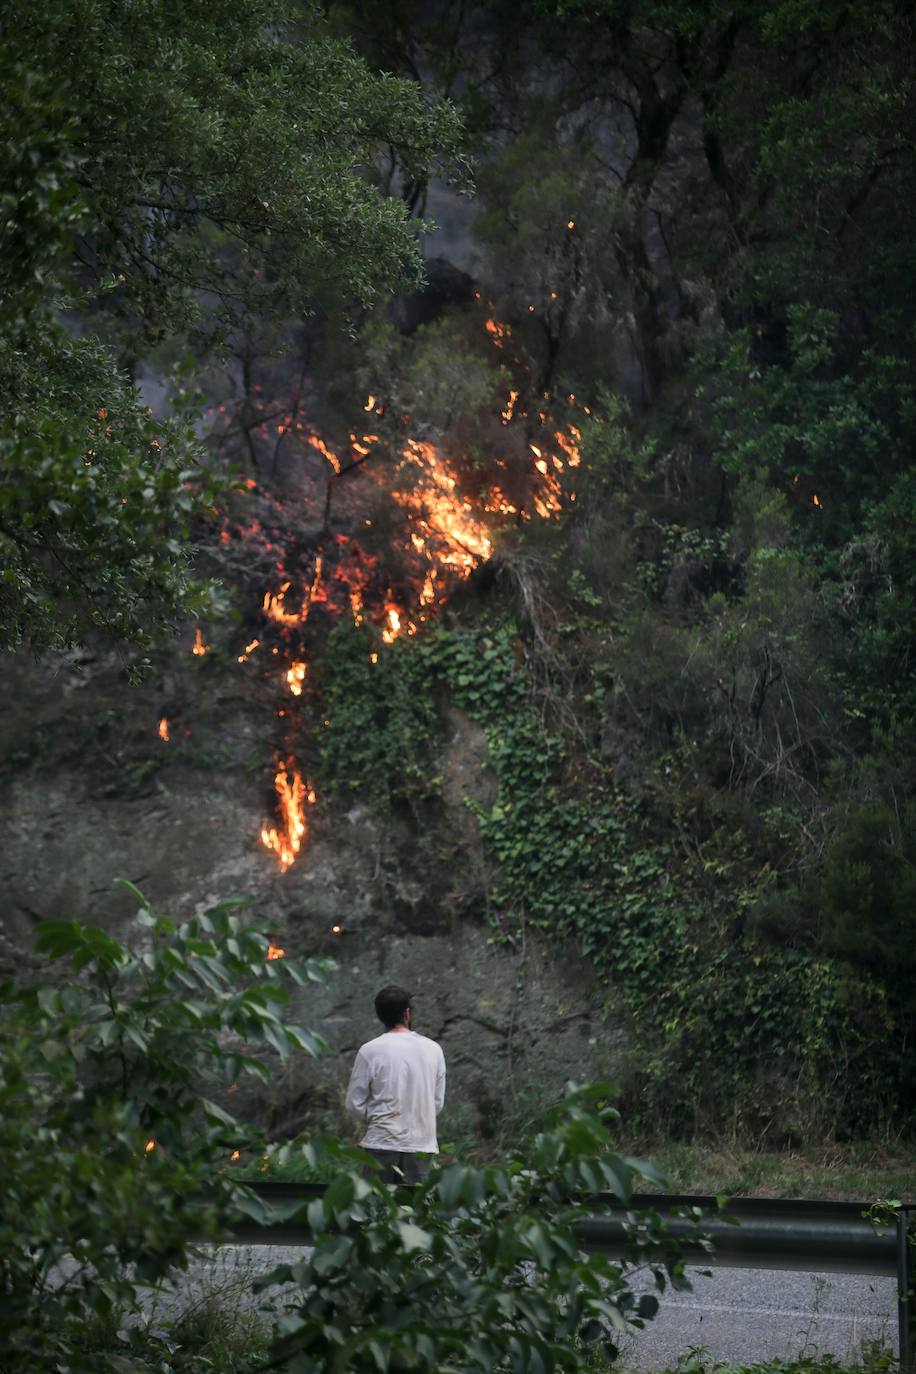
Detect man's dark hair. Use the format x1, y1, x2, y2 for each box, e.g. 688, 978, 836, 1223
375, 984, 412, 1029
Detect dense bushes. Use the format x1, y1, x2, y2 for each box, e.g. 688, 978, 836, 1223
0, 895, 331, 1371
0, 899, 693, 1372
317, 612, 911, 1141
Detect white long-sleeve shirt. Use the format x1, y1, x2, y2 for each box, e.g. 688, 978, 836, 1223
345, 1030, 446, 1153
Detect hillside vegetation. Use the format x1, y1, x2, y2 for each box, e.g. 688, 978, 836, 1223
302, 0, 916, 1143
2, 0, 915, 1151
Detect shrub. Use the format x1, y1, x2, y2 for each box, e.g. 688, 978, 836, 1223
261, 1085, 700, 1373
0, 890, 332, 1372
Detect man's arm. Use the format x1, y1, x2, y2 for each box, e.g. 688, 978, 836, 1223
434, 1049, 446, 1115
345, 1049, 371, 1120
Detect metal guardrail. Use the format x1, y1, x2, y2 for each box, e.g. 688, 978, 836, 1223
227, 1183, 913, 1371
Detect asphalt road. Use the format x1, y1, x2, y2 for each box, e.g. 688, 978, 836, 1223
150, 1245, 898, 1369
621, 1264, 898, 1369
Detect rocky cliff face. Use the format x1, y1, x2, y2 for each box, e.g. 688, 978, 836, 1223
0, 646, 628, 1147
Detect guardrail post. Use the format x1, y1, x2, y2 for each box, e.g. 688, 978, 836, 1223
899, 1205, 913, 1374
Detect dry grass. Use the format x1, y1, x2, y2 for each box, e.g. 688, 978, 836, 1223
639, 1141, 916, 1201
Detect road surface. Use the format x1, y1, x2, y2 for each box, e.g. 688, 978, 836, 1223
148, 1245, 897, 1368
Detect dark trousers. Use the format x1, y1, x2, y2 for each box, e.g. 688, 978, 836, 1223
364, 1149, 431, 1184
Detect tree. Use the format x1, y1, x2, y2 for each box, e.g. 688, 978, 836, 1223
0, 0, 462, 655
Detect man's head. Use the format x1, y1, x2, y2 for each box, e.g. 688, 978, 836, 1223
374, 984, 412, 1030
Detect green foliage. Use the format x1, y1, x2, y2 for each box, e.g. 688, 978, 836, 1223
0, 891, 332, 1372
316, 610, 912, 1137
261, 1084, 695, 1373
699, 308, 913, 533
0, 60, 84, 326
0, 332, 221, 657
364, 316, 501, 428
3, 0, 462, 335
317, 620, 440, 813
820, 804, 916, 976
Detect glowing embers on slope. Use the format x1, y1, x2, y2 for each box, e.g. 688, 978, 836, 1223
259, 760, 316, 872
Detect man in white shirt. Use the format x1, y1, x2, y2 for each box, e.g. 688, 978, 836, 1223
345, 984, 446, 1183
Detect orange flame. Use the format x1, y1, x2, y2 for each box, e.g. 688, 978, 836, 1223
263, 581, 308, 626
158, 717, 169, 742
286, 660, 307, 695
381, 606, 402, 644
307, 434, 340, 474
267, 943, 286, 960
485, 318, 511, 348
260, 760, 308, 871
192, 627, 208, 656
145, 1139, 156, 1153
554, 428, 581, 467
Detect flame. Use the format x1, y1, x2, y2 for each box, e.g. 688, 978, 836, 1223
381, 606, 402, 644
260, 761, 307, 871
393, 440, 493, 575
567, 219, 575, 230
158, 717, 169, 742
145, 1139, 156, 1153
813, 494, 822, 508
330, 923, 342, 935
263, 581, 308, 626
307, 434, 340, 474
286, 661, 307, 695
267, 943, 286, 960
485, 318, 511, 348
364, 394, 376, 411
192, 627, 208, 656
230, 1150, 241, 1161
554, 428, 581, 467
501, 389, 519, 423
238, 637, 261, 663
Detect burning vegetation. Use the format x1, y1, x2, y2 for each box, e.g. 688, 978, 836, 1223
199, 313, 589, 871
